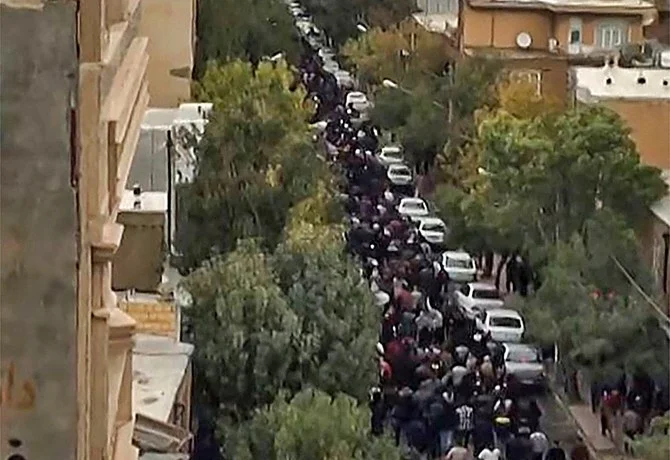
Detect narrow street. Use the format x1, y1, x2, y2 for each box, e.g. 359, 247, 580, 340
537, 391, 579, 453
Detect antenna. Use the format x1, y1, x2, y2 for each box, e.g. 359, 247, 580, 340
516, 32, 532, 49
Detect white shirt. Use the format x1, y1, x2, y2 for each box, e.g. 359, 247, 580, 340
530, 431, 549, 453
478, 448, 501, 460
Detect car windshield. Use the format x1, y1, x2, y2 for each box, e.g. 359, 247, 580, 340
473, 289, 501, 300
507, 347, 540, 363
446, 257, 473, 269
422, 223, 444, 232
404, 201, 425, 210
383, 149, 402, 158
391, 168, 411, 176
490, 316, 522, 328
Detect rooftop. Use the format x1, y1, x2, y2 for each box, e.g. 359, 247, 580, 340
142, 108, 178, 131
468, 0, 655, 12
133, 334, 194, 422
412, 12, 458, 36
120, 190, 167, 212
573, 64, 670, 101
650, 170, 670, 226
487, 308, 523, 318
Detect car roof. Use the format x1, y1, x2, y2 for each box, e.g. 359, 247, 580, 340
467, 282, 498, 290
400, 197, 426, 205
502, 342, 537, 352
347, 91, 366, 98
443, 250, 471, 259
486, 308, 522, 318
418, 216, 444, 225
388, 164, 410, 171
381, 146, 402, 152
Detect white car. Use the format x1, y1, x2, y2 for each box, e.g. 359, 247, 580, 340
482, 308, 525, 343
415, 216, 448, 245
454, 282, 504, 317
334, 70, 355, 89
378, 146, 404, 167
345, 91, 372, 113
323, 60, 340, 74
503, 343, 546, 387
441, 251, 477, 282
387, 164, 413, 186
397, 197, 429, 219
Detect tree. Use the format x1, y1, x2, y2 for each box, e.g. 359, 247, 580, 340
470, 105, 667, 254
183, 240, 300, 423
194, 0, 300, 78
303, 0, 414, 46
176, 60, 329, 270
273, 222, 379, 402
341, 23, 450, 89
227, 389, 401, 460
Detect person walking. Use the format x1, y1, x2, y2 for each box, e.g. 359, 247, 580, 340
455, 399, 474, 448
529, 430, 549, 460
545, 441, 567, 460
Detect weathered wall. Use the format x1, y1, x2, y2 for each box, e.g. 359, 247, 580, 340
605, 99, 670, 170
0, 2, 79, 459
140, 0, 194, 107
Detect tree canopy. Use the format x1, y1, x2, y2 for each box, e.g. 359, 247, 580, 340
194, 0, 301, 78
303, 0, 414, 46
227, 389, 401, 460
176, 60, 329, 271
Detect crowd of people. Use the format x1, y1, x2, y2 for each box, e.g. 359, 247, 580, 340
295, 42, 580, 460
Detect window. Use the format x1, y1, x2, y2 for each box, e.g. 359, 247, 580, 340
489, 316, 522, 328
509, 69, 542, 96
447, 257, 474, 269
422, 223, 445, 233
597, 21, 628, 49
568, 17, 583, 54
506, 347, 540, 363
473, 289, 501, 300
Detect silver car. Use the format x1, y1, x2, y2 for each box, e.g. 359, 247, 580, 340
503, 342, 546, 388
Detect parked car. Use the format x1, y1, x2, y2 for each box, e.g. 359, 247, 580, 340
387, 164, 413, 186
454, 282, 504, 317
397, 197, 430, 219
334, 70, 355, 89
377, 146, 404, 167
441, 250, 477, 283
345, 91, 372, 113
415, 216, 448, 246
503, 342, 546, 388
482, 308, 525, 343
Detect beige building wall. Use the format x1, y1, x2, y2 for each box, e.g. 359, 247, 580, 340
140, 0, 195, 107
1, 0, 149, 458
462, 3, 647, 52
604, 99, 670, 170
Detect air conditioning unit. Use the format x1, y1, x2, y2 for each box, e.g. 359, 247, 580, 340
660, 50, 670, 69
548, 38, 559, 53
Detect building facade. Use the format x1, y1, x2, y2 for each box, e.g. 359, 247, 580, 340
413, 0, 658, 100
139, 0, 196, 107
1, 0, 148, 458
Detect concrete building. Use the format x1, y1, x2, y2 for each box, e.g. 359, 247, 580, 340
413, 0, 658, 99
1, 0, 148, 458
139, 0, 196, 107
572, 63, 670, 314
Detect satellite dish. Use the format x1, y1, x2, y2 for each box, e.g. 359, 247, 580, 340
516, 32, 532, 49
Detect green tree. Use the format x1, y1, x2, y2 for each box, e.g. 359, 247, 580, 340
176, 60, 329, 270
273, 222, 378, 401
183, 240, 300, 423
303, 0, 414, 46
227, 389, 401, 460
471, 105, 667, 254
194, 0, 300, 78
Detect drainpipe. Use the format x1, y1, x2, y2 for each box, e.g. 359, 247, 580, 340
662, 232, 669, 296
167, 130, 174, 261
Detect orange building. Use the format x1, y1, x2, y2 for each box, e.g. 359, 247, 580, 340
414, 0, 658, 99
